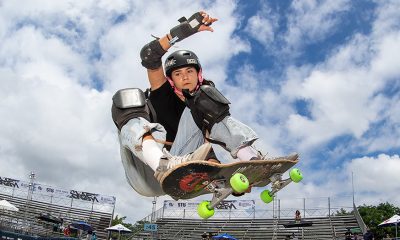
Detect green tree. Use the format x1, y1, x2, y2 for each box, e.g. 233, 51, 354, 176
111, 215, 135, 229
358, 202, 400, 239
333, 208, 354, 216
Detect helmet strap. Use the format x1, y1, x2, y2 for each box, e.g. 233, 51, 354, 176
166, 76, 183, 97
197, 68, 204, 88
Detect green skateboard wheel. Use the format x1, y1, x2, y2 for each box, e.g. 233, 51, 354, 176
230, 173, 249, 193
260, 190, 274, 204
289, 168, 303, 183
197, 201, 215, 219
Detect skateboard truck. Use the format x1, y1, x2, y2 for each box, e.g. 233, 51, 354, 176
203, 179, 234, 209
260, 169, 303, 204
269, 173, 292, 196
197, 173, 250, 219
208, 186, 233, 209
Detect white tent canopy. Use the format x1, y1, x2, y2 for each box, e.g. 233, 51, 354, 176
379, 214, 400, 239
106, 223, 132, 232
0, 200, 19, 211
106, 224, 132, 240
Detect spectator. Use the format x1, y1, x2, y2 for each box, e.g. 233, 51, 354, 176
201, 232, 208, 239
363, 228, 374, 240
345, 228, 352, 240
86, 230, 93, 240
295, 210, 301, 223
201, 232, 213, 240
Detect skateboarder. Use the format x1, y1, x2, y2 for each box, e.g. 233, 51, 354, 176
112, 11, 267, 196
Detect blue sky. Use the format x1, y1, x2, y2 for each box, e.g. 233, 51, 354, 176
0, 0, 399, 223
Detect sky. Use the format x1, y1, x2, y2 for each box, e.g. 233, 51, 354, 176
1, 0, 399, 223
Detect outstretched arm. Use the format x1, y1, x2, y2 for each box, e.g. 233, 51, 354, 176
140, 11, 218, 91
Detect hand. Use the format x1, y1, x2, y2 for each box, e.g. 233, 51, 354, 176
198, 11, 218, 32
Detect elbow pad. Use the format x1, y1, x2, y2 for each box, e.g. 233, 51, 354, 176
140, 40, 167, 70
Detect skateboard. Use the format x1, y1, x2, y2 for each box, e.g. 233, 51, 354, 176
160, 154, 303, 219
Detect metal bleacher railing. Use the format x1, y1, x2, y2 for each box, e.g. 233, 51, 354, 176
0, 174, 115, 239
140, 195, 355, 222
129, 195, 360, 240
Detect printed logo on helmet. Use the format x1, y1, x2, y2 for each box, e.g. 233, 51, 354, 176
165, 59, 176, 68
187, 59, 197, 64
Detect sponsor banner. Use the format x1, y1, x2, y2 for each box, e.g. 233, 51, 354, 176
163, 199, 255, 210
0, 176, 115, 205
0, 177, 19, 188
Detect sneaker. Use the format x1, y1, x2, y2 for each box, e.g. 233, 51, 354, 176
154, 143, 212, 182
250, 152, 298, 161
273, 152, 299, 161
249, 149, 268, 160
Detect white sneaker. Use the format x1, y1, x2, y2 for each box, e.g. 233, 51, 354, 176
154, 143, 212, 182
252, 152, 298, 161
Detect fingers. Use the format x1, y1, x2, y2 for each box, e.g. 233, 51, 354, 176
199, 11, 218, 30
198, 25, 214, 32
202, 14, 218, 25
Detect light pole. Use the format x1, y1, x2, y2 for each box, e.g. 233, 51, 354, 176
151, 196, 157, 223
351, 172, 355, 205
23, 171, 36, 233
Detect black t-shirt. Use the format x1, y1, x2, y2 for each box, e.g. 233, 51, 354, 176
148, 81, 217, 160
149, 81, 186, 143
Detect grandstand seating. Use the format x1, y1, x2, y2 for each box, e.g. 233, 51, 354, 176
131, 214, 360, 239
0, 193, 112, 239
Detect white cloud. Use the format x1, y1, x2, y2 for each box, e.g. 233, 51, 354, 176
322, 154, 400, 207
285, 0, 350, 53
347, 154, 400, 194
282, 18, 400, 151
371, 0, 400, 37
217, 0, 400, 218
244, 2, 277, 47
0, 0, 246, 223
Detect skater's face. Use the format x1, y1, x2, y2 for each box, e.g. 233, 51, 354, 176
171, 66, 198, 92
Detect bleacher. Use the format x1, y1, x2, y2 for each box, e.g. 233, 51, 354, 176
0, 193, 112, 239
131, 214, 360, 239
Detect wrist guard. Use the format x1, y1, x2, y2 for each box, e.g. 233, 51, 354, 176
169, 12, 205, 45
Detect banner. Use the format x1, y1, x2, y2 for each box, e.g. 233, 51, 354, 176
163, 200, 255, 211
0, 176, 115, 205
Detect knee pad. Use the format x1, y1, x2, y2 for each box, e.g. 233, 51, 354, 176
112, 88, 152, 130
184, 85, 230, 132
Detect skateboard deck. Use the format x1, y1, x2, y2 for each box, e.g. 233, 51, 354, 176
161, 154, 301, 202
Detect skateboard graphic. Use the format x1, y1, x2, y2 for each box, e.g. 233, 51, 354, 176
160, 154, 303, 219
